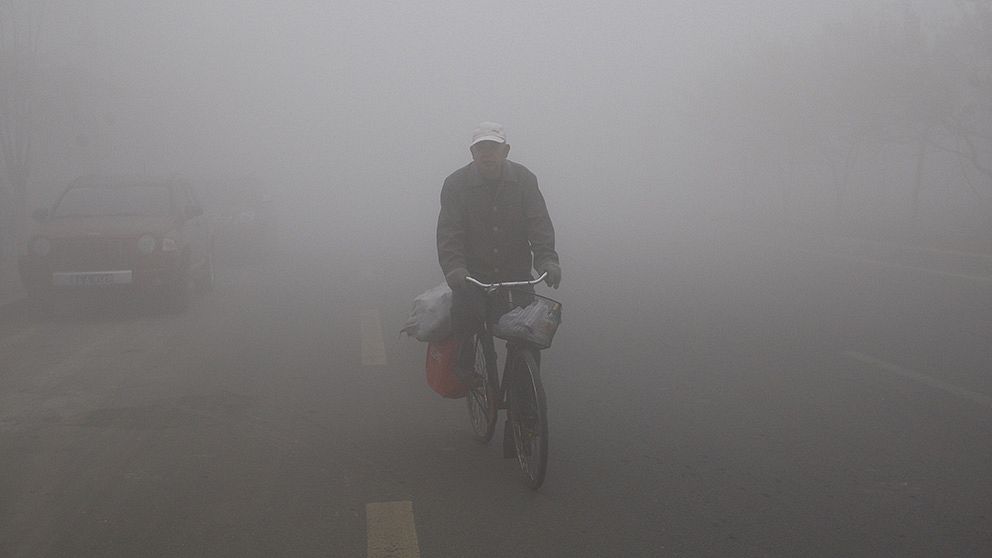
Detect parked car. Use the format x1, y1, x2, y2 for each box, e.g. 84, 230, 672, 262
19, 175, 214, 306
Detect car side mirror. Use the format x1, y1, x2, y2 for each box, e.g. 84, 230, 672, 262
185, 205, 204, 219
32, 207, 50, 222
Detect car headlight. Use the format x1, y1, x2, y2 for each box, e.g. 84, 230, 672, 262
137, 234, 157, 254
31, 236, 51, 257
161, 238, 178, 252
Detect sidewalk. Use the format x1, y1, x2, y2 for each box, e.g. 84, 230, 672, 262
789, 220, 991, 257
749, 222, 992, 283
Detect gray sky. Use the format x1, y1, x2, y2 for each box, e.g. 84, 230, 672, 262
27, 0, 976, 267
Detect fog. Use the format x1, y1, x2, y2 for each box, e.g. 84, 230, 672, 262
7, 0, 981, 282
3, 2, 992, 554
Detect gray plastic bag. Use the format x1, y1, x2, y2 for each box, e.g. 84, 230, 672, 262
401, 283, 453, 342
492, 295, 562, 349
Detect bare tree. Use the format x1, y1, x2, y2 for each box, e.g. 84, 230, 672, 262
922, 0, 992, 245
929, 1, 992, 191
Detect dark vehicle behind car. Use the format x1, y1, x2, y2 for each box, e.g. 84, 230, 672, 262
19, 176, 214, 308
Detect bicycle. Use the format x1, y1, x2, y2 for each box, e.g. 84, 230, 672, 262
462, 272, 561, 489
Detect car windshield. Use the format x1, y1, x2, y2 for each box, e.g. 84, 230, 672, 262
53, 185, 173, 218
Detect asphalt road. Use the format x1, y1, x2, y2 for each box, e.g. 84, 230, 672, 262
1, 232, 990, 557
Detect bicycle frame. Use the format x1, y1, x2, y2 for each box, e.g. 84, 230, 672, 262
465, 272, 548, 408
462, 272, 552, 488
477, 326, 533, 411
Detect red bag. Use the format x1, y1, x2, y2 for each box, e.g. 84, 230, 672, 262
426, 337, 467, 399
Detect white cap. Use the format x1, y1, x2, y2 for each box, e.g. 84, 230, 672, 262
470, 121, 506, 146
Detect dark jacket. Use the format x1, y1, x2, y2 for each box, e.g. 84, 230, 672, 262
437, 160, 558, 283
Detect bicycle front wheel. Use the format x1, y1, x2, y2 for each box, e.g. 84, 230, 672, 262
507, 349, 549, 489
466, 333, 498, 443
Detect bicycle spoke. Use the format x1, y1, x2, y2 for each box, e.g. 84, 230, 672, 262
508, 349, 548, 488
466, 334, 498, 442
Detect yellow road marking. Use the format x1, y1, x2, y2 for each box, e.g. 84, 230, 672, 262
361, 309, 387, 367
366, 501, 420, 558
844, 350, 992, 409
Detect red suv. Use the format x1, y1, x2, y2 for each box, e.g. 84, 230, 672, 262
20, 176, 214, 305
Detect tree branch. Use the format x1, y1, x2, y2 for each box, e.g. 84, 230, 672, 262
927, 136, 973, 158
956, 137, 987, 200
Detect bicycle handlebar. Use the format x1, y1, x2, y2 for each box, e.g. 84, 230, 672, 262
465, 272, 548, 290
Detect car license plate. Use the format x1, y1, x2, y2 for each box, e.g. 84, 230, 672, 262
53, 271, 133, 287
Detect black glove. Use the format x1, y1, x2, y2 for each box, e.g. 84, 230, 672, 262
540, 262, 561, 289
445, 267, 469, 289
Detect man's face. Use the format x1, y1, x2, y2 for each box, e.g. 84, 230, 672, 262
470, 141, 510, 180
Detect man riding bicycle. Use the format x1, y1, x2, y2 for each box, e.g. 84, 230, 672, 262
436, 122, 561, 385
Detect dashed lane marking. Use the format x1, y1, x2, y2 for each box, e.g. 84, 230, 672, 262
366, 501, 420, 558
361, 309, 388, 367
844, 350, 992, 410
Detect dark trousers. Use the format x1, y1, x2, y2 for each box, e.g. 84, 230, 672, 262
450, 284, 536, 371
451, 286, 489, 335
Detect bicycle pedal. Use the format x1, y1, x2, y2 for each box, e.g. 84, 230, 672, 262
502, 420, 516, 459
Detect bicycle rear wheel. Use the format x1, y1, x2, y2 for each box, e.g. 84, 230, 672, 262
507, 349, 548, 489
466, 333, 498, 443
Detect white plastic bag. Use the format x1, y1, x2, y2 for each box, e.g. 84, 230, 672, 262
401, 283, 453, 342
492, 296, 562, 349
